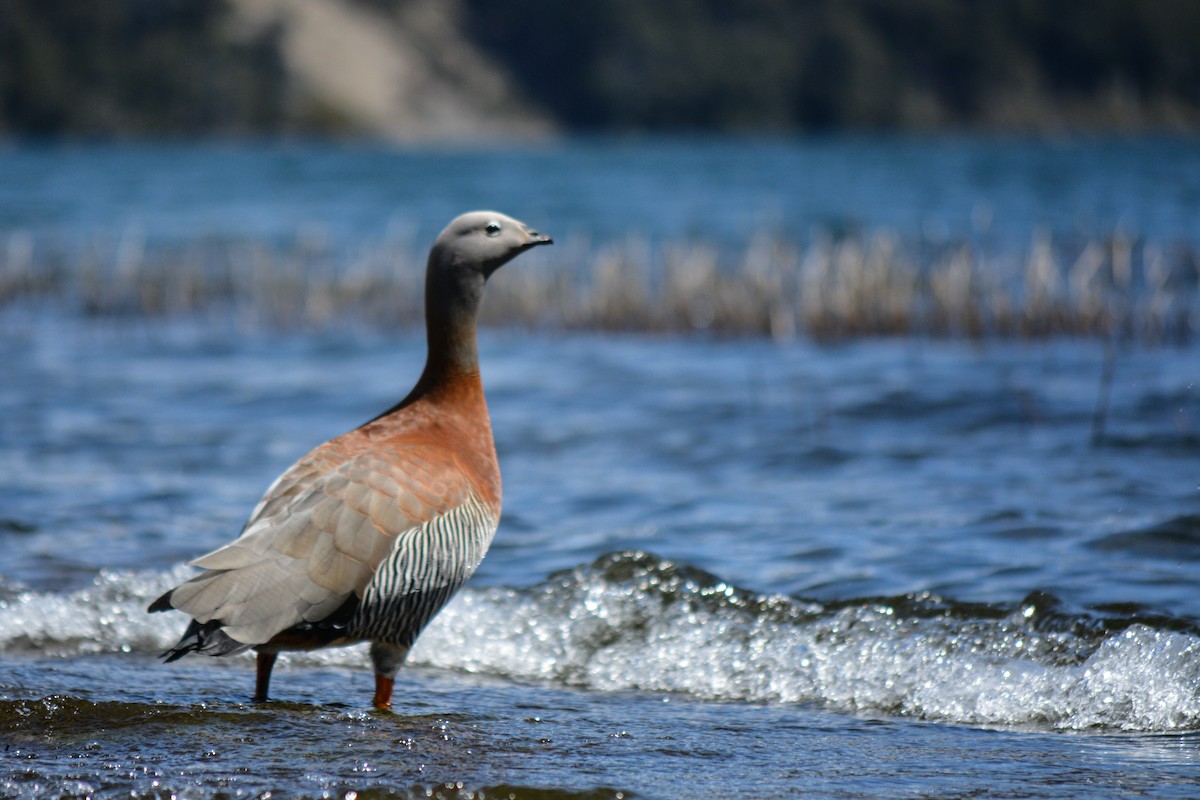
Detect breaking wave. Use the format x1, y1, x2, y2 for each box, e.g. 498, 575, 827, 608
3, 551, 1199, 732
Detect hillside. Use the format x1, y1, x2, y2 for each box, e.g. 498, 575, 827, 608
458, 0, 1200, 133
225, 0, 551, 141
1, 0, 1198, 138
0, 0, 550, 140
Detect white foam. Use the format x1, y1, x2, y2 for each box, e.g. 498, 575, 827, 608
5, 557, 1199, 732
0, 566, 194, 657
407, 562, 1200, 731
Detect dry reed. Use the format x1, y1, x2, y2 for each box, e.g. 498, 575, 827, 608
1, 227, 1196, 344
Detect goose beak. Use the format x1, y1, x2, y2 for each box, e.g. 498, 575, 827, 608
524, 228, 553, 248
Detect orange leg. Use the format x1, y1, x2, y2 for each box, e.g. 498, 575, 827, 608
368, 642, 406, 710
253, 652, 278, 702
373, 674, 395, 710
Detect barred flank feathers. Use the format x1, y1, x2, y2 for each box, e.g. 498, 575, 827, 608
351, 494, 496, 647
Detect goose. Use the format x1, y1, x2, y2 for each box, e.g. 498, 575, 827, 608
149, 211, 551, 709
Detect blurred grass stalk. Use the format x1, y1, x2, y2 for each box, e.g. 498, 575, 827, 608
0, 226, 1196, 344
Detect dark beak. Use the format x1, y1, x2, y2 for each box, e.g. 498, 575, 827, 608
524, 229, 553, 248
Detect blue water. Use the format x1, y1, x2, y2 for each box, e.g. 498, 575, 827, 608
2, 138, 1200, 799
4, 137, 1200, 252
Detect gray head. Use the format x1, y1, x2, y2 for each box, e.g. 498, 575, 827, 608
421, 211, 552, 374
429, 210, 552, 282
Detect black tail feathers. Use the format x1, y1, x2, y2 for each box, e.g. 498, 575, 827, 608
147, 589, 175, 614
159, 618, 249, 662
149, 587, 249, 662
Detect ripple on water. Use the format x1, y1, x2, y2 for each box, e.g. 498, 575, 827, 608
3, 552, 1198, 734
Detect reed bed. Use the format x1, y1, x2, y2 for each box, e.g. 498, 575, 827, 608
1, 227, 1196, 344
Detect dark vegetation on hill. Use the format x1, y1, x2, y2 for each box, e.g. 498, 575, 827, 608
460, 0, 1200, 132
0, 0, 285, 136
2, 0, 1198, 137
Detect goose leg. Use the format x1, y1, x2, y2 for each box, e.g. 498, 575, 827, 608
253, 651, 278, 702
373, 674, 395, 710
369, 642, 409, 710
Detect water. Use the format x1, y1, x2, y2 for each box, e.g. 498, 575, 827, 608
2, 138, 1200, 798
4, 137, 1200, 253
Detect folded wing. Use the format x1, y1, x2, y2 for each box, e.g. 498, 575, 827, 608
159, 441, 489, 648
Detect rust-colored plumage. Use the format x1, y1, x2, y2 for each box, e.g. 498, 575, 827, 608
149, 211, 551, 708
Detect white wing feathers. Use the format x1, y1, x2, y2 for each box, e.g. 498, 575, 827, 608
166, 445, 482, 646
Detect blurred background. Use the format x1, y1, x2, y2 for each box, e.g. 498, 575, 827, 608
3, 0, 1199, 139
0, 0, 1198, 339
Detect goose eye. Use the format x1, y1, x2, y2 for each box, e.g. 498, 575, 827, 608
485, 221, 502, 237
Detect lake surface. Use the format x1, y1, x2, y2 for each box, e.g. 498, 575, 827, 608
1, 138, 1199, 799
4, 136, 1200, 253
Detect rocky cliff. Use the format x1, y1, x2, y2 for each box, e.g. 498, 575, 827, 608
226, 0, 553, 141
